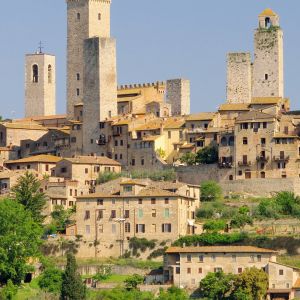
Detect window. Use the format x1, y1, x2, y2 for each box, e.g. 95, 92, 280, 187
114, 140, 118, 147
257, 255, 262, 262
76, 88, 80, 96
198, 268, 203, 274
124, 210, 130, 218
97, 199, 103, 205
45, 165, 49, 172
187, 268, 191, 274
232, 255, 237, 262
168, 131, 171, 139
279, 269, 284, 276
69, 189, 73, 196
85, 211, 90, 220
165, 198, 169, 204
286, 283, 290, 288
265, 74, 269, 80
125, 222, 130, 233
131, 159, 135, 166
187, 255, 192, 262
164, 208, 170, 218
151, 198, 156, 204
120, 140, 124, 146
263, 122, 267, 129
32, 64, 39, 83
85, 225, 90, 234
152, 209, 156, 217
211, 255, 216, 262
69, 201, 74, 207
243, 137, 248, 145
136, 224, 145, 233
199, 255, 204, 262
111, 210, 116, 219
250, 255, 255, 262
238, 268, 243, 274
48, 65, 52, 83
76, 73, 80, 81
85, 168, 88, 174
176, 267, 180, 274
97, 210, 104, 220
114, 154, 118, 160
99, 224, 103, 233
138, 209, 143, 218
98, 13, 101, 20
77, 13, 80, 20
221, 137, 227, 146
238, 170, 243, 176
124, 185, 133, 192
162, 223, 172, 233
141, 159, 145, 166
138, 199, 143, 205
214, 268, 222, 273
261, 138, 266, 145
152, 224, 157, 233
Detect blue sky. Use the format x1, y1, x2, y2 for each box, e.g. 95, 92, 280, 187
0, 0, 299, 119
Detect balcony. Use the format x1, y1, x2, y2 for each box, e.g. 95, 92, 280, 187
256, 156, 269, 162
238, 161, 252, 167
218, 161, 233, 169
273, 155, 290, 162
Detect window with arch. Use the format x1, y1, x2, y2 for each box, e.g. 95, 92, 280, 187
229, 136, 235, 146
221, 137, 227, 146
48, 65, 52, 83
265, 17, 271, 29
32, 64, 39, 83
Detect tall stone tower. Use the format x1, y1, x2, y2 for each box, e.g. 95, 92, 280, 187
66, 0, 112, 119
25, 52, 56, 117
166, 79, 190, 116
226, 53, 252, 104
252, 9, 284, 98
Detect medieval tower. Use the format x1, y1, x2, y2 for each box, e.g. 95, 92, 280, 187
66, 0, 113, 119
252, 9, 284, 98
25, 52, 56, 117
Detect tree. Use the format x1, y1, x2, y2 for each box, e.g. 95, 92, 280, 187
0, 280, 18, 300
156, 148, 166, 159
157, 286, 189, 300
196, 146, 218, 164
200, 181, 222, 202
124, 274, 144, 290
97, 171, 123, 184
230, 214, 253, 229
232, 267, 268, 300
38, 267, 63, 294
51, 205, 75, 232
274, 191, 300, 215
203, 220, 226, 232
0, 199, 42, 285
180, 152, 197, 166
199, 271, 234, 300
60, 253, 86, 300
11, 171, 47, 224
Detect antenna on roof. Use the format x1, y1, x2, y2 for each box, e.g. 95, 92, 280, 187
37, 41, 44, 54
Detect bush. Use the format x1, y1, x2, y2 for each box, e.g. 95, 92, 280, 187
124, 274, 144, 290
148, 247, 168, 259
196, 146, 218, 164
129, 238, 156, 257
180, 152, 197, 166
203, 220, 226, 232
230, 214, 253, 229
200, 181, 222, 202
0, 280, 18, 300
97, 171, 123, 184
38, 267, 63, 294
131, 168, 176, 182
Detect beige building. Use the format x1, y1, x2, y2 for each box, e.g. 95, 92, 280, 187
25, 52, 56, 117
163, 246, 300, 299
74, 179, 199, 258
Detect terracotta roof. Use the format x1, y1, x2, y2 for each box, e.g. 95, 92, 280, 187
120, 180, 147, 186
142, 135, 160, 142
236, 111, 275, 122
274, 133, 298, 139
135, 120, 162, 131
1, 122, 48, 131
251, 97, 283, 105
180, 143, 195, 149
186, 112, 215, 122
15, 114, 66, 121
5, 155, 61, 165
259, 8, 277, 17
163, 118, 185, 129
165, 246, 277, 254
219, 103, 250, 111
63, 156, 121, 166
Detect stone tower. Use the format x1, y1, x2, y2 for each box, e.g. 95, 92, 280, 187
25, 52, 56, 117
226, 53, 252, 104
252, 9, 284, 98
166, 79, 190, 116
66, 0, 112, 119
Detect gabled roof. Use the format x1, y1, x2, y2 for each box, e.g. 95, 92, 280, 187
62, 156, 121, 166
235, 111, 276, 123
5, 155, 61, 164
166, 246, 277, 254
0, 122, 48, 131
186, 112, 215, 122
259, 8, 277, 17
219, 103, 250, 111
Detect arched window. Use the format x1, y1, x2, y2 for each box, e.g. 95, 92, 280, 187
265, 17, 271, 29
228, 136, 235, 146
32, 64, 39, 83
221, 137, 227, 146
48, 65, 52, 83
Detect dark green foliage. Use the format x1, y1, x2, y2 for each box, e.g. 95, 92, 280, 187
38, 267, 63, 294
50, 205, 75, 232
0, 199, 42, 285
0, 280, 18, 300
60, 253, 86, 300
230, 214, 253, 229
92, 288, 154, 300
124, 274, 144, 290
97, 171, 124, 184
196, 205, 215, 219
148, 247, 168, 259
129, 237, 156, 257
203, 220, 226, 232
180, 152, 197, 166
157, 286, 189, 300
173, 232, 247, 247
130, 168, 176, 182
11, 171, 47, 224
200, 181, 222, 201
196, 146, 218, 164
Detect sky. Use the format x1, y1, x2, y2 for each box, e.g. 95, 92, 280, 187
0, 0, 299, 119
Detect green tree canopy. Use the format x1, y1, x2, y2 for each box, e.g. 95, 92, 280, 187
38, 267, 63, 294
11, 171, 47, 224
180, 152, 197, 166
203, 220, 226, 232
50, 205, 75, 232
196, 146, 218, 164
60, 253, 86, 300
200, 181, 222, 202
124, 274, 144, 290
0, 199, 42, 285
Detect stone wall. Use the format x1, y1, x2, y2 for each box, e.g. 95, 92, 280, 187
226, 53, 251, 104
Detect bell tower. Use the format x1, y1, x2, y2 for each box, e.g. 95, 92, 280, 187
252, 9, 284, 98
66, 0, 112, 119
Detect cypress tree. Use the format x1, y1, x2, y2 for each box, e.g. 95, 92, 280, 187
60, 254, 86, 300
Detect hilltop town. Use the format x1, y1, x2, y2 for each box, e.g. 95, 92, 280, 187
1, 2, 300, 300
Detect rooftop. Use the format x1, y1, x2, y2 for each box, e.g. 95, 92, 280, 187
236, 111, 276, 123
63, 156, 121, 166
166, 246, 277, 254
5, 155, 61, 165
186, 112, 215, 122
219, 103, 250, 111
259, 8, 278, 17
251, 97, 285, 105
0, 122, 48, 131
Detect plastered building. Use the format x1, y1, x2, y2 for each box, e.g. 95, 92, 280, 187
25, 53, 56, 117
66, 0, 113, 119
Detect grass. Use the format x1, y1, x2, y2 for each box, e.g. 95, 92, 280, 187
101, 274, 131, 283
13, 278, 41, 300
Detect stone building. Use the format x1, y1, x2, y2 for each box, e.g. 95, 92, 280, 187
74, 179, 199, 257
25, 52, 56, 117
163, 246, 300, 299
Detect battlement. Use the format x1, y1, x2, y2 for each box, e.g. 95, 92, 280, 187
118, 81, 165, 90
66, 0, 111, 3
